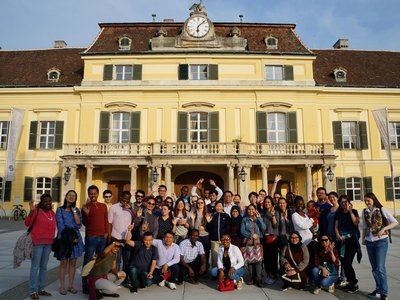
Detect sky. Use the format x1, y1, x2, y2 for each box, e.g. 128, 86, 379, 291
1, 0, 400, 51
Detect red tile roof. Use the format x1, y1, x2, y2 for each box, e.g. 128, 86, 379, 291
312, 49, 400, 88
0, 48, 85, 87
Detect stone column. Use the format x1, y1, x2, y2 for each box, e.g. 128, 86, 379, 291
164, 163, 172, 195
85, 162, 94, 192
147, 165, 153, 192
306, 164, 313, 200
129, 164, 138, 194
261, 164, 269, 190
227, 163, 234, 192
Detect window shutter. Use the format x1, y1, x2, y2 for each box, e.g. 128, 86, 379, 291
3, 121, 10, 150
28, 121, 38, 150
177, 112, 188, 142
103, 65, 113, 80
4, 181, 12, 202
54, 121, 64, 149
208, 64, 219, 80
332, 121, 343, 149
384, 176, 394, 201
358, 121, 368, 149
287, 111, 298, 143
178, 64, 189, 80
208, 112, 219, 142
130, 112, 141, 143
51, 177, 61, 202
336, 177, 346, 197
284, 65, 294, 80
256, 112, 267, 143
24, 176, 33, 201
363, 176, 372, 195
133, 64, 142, 80
99, 112, 110, 143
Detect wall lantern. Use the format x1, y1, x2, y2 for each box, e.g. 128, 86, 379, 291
326, 167, 335, 182
151, 167, 159, 183
64, 167, 71, 185
238, 167, 247, 182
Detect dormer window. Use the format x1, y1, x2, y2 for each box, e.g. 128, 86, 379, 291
118, 36, 132, 51
265, 36, 278, 49
334, 68, 347, 82
47, 69, 60, 82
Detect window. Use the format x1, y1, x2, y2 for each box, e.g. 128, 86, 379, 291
29, 121, 64, 150
47, 69, 60, 82
265, 65, 293, 81
265, 36, 278, 49
189, 112, 208, 142
36, 177, 51, 200
346, 177, 362, 201
190, 65, 208, 80
178, 64, 218, 80
118, 36, 132, 51
103, 64, 142, 81
111, 112, 130, 143
24, 176, 60, 202
115, 65, 133, 80
332, 121, 368, 150
0, 121, 8, 149
0, 178, 12, 201
337, 176, 372, 201
334, 68, 347, 82
177, 111, 219, 143
389, 122, 400, 149
384, 176, 400, 201
256, 111, 297, 143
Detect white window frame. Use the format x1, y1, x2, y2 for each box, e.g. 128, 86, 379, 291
189, 112, 208, 142
0, 121, 8, 149
36, 177, 51, 200
346, 177, 362, 201
342, 121, 358, 149
115, 65, 133, 80
265, 65, 283, 81
118, 37, 132, 51
267, 112, 287, 143
389, 122, 400, 149
111, 112, 130, 144
394, 176, 400, 200
189, 65, 208, 80
39, 121, 56, 149
0, 177, 3, 200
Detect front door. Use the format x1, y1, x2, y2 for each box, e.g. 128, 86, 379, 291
174, 171, 224, 197
107, 181, 130, 204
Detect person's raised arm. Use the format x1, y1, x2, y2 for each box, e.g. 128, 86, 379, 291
270, 174, 282, 196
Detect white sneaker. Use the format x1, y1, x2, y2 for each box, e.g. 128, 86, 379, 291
328, 283, 335, 293
236, 278, 243, 290
266, 277, 275, 285
158, 280, 165, 287
313, 288, 321, 295
166, 281, 177, 290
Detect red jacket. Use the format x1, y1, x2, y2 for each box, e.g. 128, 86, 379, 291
82, 202, 108, 237
24, 208, 56, 245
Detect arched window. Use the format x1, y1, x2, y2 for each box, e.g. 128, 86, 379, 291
265, 36, 278, 49
118, 36, 132, 51
334, 68, 347, 82
47, 69, 60, 82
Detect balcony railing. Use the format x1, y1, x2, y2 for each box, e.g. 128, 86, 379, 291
63, 142, 335, 157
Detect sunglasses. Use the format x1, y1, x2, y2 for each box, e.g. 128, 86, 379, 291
197, 202, 204, 205
147, 202, 156, 206
104, 195, 112, 198
321, 239, 329, 242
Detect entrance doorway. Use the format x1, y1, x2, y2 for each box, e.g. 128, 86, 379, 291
108, 181, 130, 204
174, 171, 224, 197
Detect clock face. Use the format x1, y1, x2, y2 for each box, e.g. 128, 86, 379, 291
186, 16, 210, 38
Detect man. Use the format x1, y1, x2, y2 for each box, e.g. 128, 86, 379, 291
152, 231, 181, 290
314, 187, 332, 212
125, 226, 158, 294
191, 178, 223, 205
233, 194, 246, 216
158, 185, 168, 201
133, 189, 146, 212
206, 190, 219, 214
108, 191, 135, 271
82, 185, 109, 294
103, 190, 113, 210
178, 229, 206, 284
286, 192, 296, 210
223, 190, 234, 214
87, 241, 126, 300
178, 186, 190, 204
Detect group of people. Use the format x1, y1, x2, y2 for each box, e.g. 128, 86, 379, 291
24, 176, 397, 300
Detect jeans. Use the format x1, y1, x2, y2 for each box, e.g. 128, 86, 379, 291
310, 267, 338, 289
29, 244, 52, 293
209, 266, 245, 282
83, 235, 107, 289
126, 266, 153, 289
366, 238, 389, 296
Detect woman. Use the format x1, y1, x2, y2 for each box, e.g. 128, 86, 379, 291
291, 196, 315, 247
164, 196, 174, 210
262, 196, 279, 285
173, 199, 190, 244
189, 199, 212, 267
157, 204, 176, 239
208, 201, 230, 268
319, 192, 340, 239
334, 195, 361, 294
209, 234, 245, 290
311, 234, 339, 294
362, 192, 398, 300
277, 197, 294, 247
240, 204, 266, 286
227, 205, 243, 247
25, 194, 56, 300
280, 231, 309, 291
55, 190, 84, 295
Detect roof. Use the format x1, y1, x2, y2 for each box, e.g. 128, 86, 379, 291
84, 22, 312, 54
0, 48, 85, 87
312, 49, 400, 88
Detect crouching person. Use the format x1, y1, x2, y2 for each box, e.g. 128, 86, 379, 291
152, 231, 181, 290
210, 234, 245, 290
125, 224, 157, 294
87, 241, 125, 300
178, 229, 207, 284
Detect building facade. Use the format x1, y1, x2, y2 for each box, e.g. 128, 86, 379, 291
0, 3, 399, 212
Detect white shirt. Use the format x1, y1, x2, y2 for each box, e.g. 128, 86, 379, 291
292, 212, 314, 246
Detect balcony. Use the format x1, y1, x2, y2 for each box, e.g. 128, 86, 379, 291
63, 142, 335, 157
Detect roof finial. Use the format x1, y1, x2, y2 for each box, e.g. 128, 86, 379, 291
152, 14, 156, 22
189, 0, 206, 16
239, 14, 244, 23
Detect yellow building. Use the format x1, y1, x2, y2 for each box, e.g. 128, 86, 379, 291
0, 3, 399, 213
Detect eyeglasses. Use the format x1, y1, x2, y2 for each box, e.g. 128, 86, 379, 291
136, 195, 144, 198
104, 195, 112, 199
321, 239, 329, 242
147, 202, 155, 206
221, 238, 230, 241
166, 201, 173, 204
197, 202, 204, 205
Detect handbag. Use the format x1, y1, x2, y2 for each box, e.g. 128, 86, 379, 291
264, 233, 278, 244
280, 246, 302, 283
218, 278, 235, 292
241, 237, 263, 264
162, 271, 172, 281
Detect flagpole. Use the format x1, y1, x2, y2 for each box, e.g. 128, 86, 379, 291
386, 107, 396, 216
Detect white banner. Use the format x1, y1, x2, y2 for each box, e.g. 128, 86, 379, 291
372, 109, 390, 158
4, 108, 25, 181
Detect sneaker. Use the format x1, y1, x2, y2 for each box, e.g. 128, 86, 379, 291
236, 280, 243, 290
166, 281, 177, 290
266, 277, 275, 285
380, 295, 387, 300
368, 290, 380, 298
158, 280, 165, 287
313, 288, 321, 295
328, 283, 335, 293
130, 287, 138, 294
281, 285, 291, 291
337, 280, 348, 288
347, 284, 359, 294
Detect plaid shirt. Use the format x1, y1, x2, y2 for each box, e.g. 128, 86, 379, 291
179, 239, 205, 263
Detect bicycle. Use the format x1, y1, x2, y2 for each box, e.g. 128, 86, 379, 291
10, 204, 27, 221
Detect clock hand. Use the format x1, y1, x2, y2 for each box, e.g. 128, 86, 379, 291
197, 20, 206, 31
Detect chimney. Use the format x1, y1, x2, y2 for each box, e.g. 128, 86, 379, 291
163, 18, 174, 23
333, 39, 349, 49
54, 40, 67, 48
